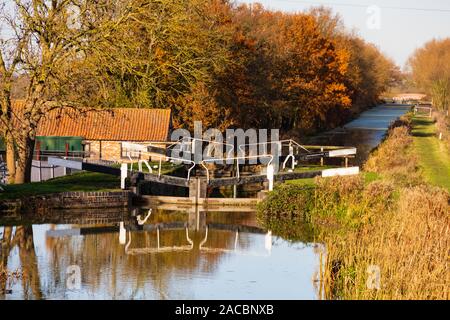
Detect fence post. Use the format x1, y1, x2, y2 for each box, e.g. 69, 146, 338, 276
121, 163, 128, 190
320, 147, 324, 166
119, 222, 126, 245
267, 163, 274, 192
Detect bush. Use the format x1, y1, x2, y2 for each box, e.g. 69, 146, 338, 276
256, 184, 315, 241
257, 184, 314, 220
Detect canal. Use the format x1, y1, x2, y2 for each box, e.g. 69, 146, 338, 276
308, 104, 411, 164
0, 208, 321, 299
0, 104, 411, 300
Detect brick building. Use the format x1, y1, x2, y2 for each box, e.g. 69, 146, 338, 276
36, 107, 172, 161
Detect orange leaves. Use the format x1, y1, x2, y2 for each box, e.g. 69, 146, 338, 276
161, 2, 396, 133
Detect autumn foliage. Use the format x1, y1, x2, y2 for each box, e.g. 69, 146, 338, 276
94, 1, 398, 133
408, 38, 450, 111
1, 1, 399, 183
174, 3, 397, 133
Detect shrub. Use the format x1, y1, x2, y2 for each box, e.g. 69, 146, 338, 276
256, 184, 315, 241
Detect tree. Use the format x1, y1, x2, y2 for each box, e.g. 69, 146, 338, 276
0, 0, 147, 183
408, 38, 450, 111
209, 4, 352, 133
310, 7, 401, 119
93, 0, 233, 128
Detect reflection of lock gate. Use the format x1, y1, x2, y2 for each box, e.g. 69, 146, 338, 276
122, 225, 273, 257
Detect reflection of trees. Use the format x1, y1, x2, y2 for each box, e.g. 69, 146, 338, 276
44, 211, 257, 299
14, 226, 43, 300
1, 210, 264, 299
0, 226, 42, 299
1, 227, 13, 298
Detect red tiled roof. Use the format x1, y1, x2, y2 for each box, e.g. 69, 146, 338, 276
35, 107, 171, 141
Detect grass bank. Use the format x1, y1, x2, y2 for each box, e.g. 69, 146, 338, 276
412, 115, 450, 191
0, 161, 183, 200
0, 172, 121, 200
258, 116, 450, 300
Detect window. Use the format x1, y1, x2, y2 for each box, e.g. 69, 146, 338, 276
121, 143, 142, 160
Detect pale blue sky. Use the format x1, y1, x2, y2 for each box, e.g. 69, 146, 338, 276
237, 0, 450, 69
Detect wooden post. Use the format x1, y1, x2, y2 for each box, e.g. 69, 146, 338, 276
189, 178, 207, 205
36, 141, 41, 161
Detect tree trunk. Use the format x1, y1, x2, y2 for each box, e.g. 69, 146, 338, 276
14, 137, 35, 184
5, 134, 16, 184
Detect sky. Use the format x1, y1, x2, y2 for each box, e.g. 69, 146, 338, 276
237, 0, 450, 69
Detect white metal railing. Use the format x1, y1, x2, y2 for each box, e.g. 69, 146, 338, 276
125, 151, 196, 181
199, 227, 272, 257
124, 227, 194, 255
237, 139, 312, 171
127, 153, 153, 174
166, 136, 235, 159
200, 154, 274, 183
414, 105, 433, 118
237, 139, 311, 155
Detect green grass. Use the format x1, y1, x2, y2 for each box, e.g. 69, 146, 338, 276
285, 162, 380, 187
0, 161, 185, 200
412, 117, 450, 191
0, 172, 121, 200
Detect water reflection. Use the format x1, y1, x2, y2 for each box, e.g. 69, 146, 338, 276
0, 207, 320, 300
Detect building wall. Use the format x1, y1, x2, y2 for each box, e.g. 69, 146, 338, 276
86, 140, 167, 162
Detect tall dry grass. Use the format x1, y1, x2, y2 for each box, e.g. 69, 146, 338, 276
316, 118, 450, 300
319, 183, 449, 300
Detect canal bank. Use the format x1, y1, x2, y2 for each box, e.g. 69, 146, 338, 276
0, 191, 131, 216
257, 112, 449, 300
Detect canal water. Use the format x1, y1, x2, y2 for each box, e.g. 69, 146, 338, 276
0, 208, 322, 300
308, 104, 411, 164
0, 104, 411, 300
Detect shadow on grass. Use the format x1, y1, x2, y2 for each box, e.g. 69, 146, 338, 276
412, 118, 435, 126
412, 132, 436, 137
